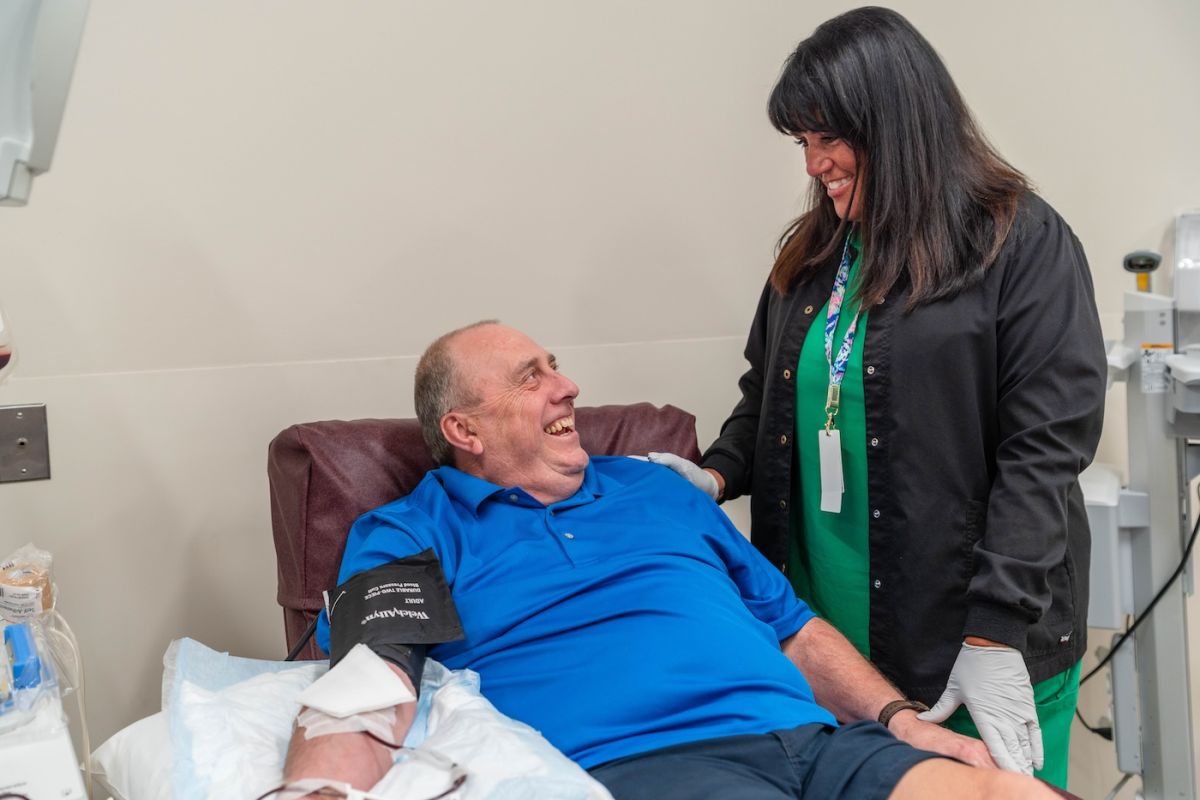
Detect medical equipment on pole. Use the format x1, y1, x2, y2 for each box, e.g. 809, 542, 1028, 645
1082, 212, 1200, 800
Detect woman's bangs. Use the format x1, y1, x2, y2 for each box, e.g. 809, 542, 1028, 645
768, 57, 851, 139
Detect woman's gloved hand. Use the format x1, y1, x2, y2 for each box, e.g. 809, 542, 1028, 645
918, 641, 1043, 775
646, 452, 721, 500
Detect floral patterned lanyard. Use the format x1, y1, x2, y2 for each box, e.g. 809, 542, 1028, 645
823, 231, 859, 433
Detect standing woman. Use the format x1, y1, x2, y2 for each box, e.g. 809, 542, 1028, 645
657, 6, 1105, 789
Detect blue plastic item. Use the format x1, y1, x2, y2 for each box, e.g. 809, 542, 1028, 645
4, 623, 41, 689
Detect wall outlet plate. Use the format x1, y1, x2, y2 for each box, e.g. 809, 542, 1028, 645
0, 404, 50, 483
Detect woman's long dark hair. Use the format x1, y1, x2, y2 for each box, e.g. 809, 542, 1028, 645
767, 7, 1029, 308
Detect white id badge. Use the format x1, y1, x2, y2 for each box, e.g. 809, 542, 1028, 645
818, 429, 843, 513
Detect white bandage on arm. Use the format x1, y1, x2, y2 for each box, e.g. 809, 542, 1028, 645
297, 705, 401, 745
295, 644, 417, 743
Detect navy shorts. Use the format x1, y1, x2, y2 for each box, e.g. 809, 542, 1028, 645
588, 721, 942, 800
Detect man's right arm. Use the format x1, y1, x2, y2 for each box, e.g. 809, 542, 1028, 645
782, 617, 996, 769
282, 663, 417, 790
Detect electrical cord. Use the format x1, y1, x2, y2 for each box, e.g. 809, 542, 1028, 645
1074, 707, 1112, 741
1074, 482, 1200, 742
1081, 484, 1200, 687
286, 615, 320, 661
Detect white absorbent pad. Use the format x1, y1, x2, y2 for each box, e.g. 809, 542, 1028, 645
297, 642, 415, 717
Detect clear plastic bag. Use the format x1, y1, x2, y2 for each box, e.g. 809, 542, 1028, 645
0, 543, 80, 723
0, 542, 55, 621
0, 542, 78, 693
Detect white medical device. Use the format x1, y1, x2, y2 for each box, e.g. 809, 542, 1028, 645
1083, 212, 1200, 800
0, 0, 88, 205
0, 619, 86, 800
0, 0, 88, 384
0, 1, 90, 797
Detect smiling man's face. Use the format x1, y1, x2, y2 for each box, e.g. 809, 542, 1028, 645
445, 324, 588, 503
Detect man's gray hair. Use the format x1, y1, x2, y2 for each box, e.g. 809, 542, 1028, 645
414, 320, 499, 466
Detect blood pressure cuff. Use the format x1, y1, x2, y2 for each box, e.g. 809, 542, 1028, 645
327, 549, 464, 693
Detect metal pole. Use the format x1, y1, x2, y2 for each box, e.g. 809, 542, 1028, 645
1123, 290, 1196, 799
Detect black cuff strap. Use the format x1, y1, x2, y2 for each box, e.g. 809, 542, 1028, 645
878, 699, 929, 729
328, 549, 464, 696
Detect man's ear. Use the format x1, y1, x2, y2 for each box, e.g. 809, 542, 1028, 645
440, 411, 484, 457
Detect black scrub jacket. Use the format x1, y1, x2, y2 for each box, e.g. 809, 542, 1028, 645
702, 193, 1107, 704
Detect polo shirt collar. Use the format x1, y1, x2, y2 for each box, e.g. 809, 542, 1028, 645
432, 459, 615, 514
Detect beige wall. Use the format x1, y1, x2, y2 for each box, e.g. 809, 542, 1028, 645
0, 1, 1197, 796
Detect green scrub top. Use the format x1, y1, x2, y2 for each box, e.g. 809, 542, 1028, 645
788, 241, 871, 658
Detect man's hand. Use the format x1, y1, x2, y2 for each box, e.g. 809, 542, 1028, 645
887, 709, 997, 769
646, 452, 722, 500
917, 640, 1043, 775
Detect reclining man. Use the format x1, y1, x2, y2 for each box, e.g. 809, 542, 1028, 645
281, 320, 1060, 799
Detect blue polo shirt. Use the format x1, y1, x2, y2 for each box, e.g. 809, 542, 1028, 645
315, 456, 834, 768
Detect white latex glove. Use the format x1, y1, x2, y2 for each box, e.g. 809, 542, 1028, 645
917, 642, 1043, 775
646, 452, 720, 500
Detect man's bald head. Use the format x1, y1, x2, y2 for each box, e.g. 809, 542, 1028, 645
414, 319, 499, 465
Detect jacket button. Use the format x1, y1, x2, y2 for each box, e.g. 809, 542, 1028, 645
783, 369, 792, 379
873, 579, 882, 589
779, 499, 788, 510
866, 365, 876, 375
870, 437, 879, 447
804, 305, 814, 315
779, 434, 788, 445
872, 509, 881, 519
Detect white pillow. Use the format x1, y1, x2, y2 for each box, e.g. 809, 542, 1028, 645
89, 712, 173, 800
177, 667, 323, 799
89, 664, 323, 800
161, 639, 328, 798
90, 638, 328, 800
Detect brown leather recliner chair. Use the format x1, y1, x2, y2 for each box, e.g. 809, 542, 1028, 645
267, 402, 701, 660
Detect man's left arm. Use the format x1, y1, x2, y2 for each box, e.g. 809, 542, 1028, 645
282, 664, 418, 790
782, 618, 996, 769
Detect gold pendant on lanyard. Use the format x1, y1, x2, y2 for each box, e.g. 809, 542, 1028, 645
824, 383, 841, 433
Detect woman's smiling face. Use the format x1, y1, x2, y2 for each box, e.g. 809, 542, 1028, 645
797, 133, 864, 222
